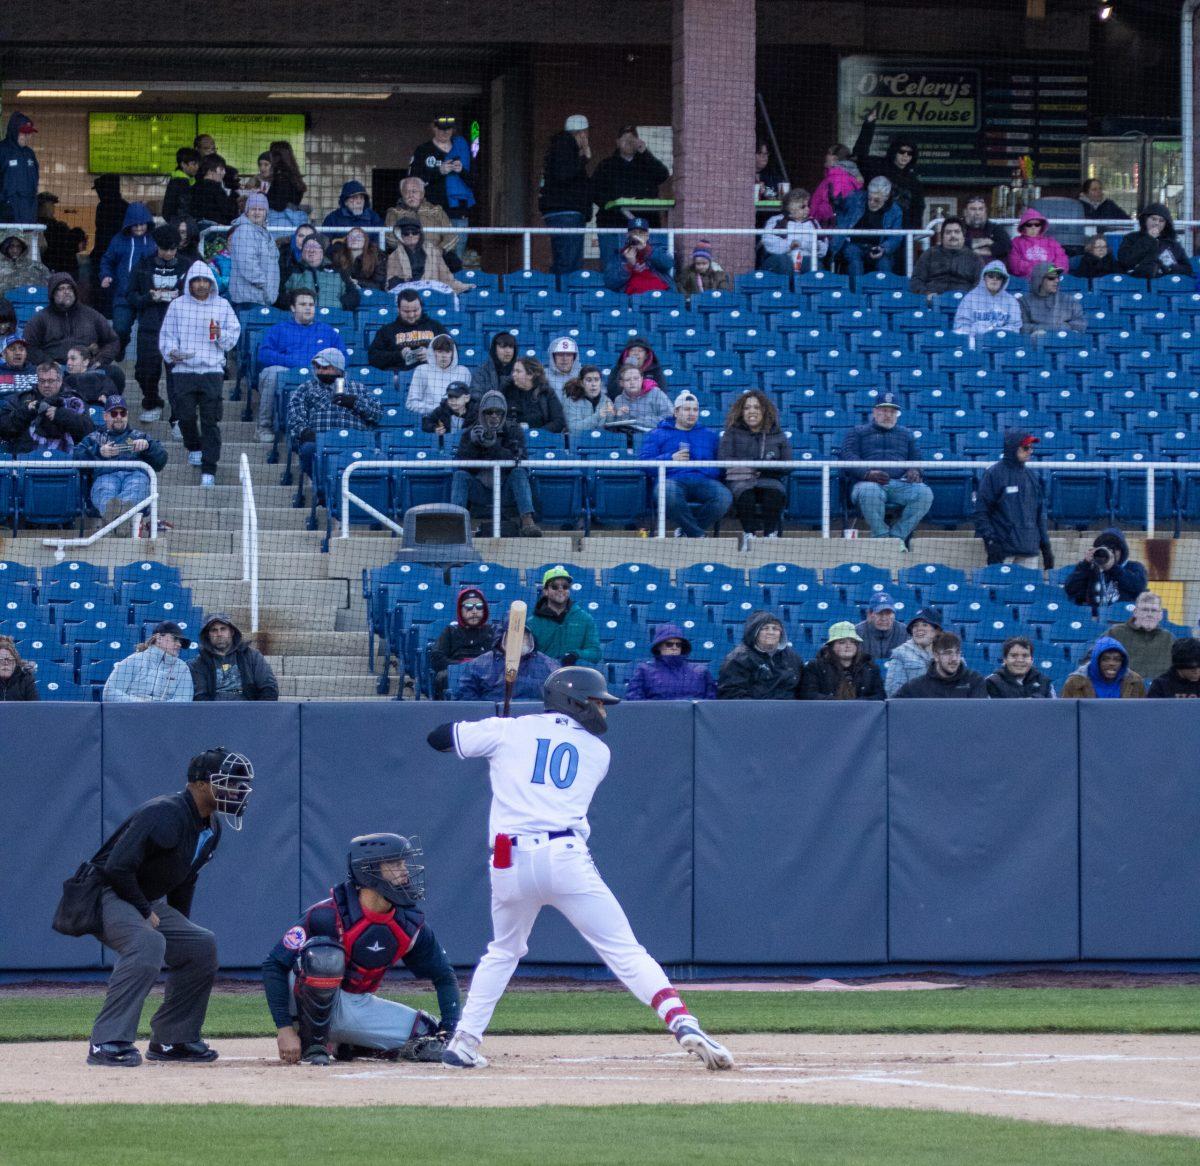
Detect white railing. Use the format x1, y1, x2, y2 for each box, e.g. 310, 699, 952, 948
339, 456, 1192, 544
0, 459, 159, 560
239, 452, 260, 634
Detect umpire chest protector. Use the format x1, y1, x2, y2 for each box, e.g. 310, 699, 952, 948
324, 882, 423, 993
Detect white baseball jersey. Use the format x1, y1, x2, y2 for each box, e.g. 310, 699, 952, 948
453, 712, 610, 842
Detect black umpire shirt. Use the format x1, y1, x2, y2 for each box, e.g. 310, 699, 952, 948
92, 789, 221, 920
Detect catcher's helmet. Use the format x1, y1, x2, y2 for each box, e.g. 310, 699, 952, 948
347, 833, 426, 907
186, 747, 254, 831
543, 666, 620, 736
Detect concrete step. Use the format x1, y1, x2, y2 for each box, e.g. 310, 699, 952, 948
221, 604, 340, 632
278, 674, 382, 699
266, 654, 379, 677
189, 576, 349, 608
174, 551, 332, 582
264, 630, 371, 655
160, 507, 318, 533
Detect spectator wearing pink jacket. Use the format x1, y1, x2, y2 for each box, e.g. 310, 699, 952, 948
1006, 209, 1069, 280
810, 145, 864, 226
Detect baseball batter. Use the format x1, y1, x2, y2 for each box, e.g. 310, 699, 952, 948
427, 665, 732, 1071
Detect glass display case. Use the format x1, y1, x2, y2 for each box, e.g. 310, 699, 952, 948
1148, 137, 1183, 220
1082, 135, 1183, 219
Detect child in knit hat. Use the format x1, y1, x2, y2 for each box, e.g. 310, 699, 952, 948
678, 240, 730, 297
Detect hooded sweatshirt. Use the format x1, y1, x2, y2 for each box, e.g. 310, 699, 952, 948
1117, 203, 1194, 279
1063, 528, 1147, 609
454, 388, 526, 462
98, 203, 156, 308
189, 612, 278, 701
895, 658, 989, 698
1148, 638, 1200, 698
128, 249, 191, 332
0, 113, 39, 225
406, 336, 472, 416
606, 336, 664, 400
157, 260, 241, 374
973, 429, 1049, 559
0, 234, 50, 296
717, 612, 803, 700
228, 212, 282, 307
953, 260, 1022, 336
545, 338, 579, 400
470, 331, 517, 398
1020, 260, 1085, 333
800, 643, 885, 700
321, 180, 383, 232
625, 623, 716, 701
810, 158, 864, 226
430, 589, 496, 676
1061, 635, 1145, 699
885, 635, 936, 696
367, 303, 447, 371
1006, 209, 1070, 280
22, 273, 120, 366
852, 120, 925, 229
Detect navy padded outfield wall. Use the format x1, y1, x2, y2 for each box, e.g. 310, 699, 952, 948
2, 702, 1199, 971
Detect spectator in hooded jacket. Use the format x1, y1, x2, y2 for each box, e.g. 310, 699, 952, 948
760, 189, 826, 275
539, 114, 593, 276
562, 366, 614, 435
0, 635, 38, 701
526, 567, 601, 666
0, 113, 39, 225
0, 233, 50, 297
954, 261, 1022, 337
1117, 204, 1194, 279
1105, 591, 1175, 683
855, 592, 906, 662
986, 636, 1055, 698
367, 289, 446, 371
909, 217, 981, 295
894, 631, 988, 698
283, 234, 360, 312
885, 607, 942, 696
457, 624, 557, 701
962, 194, 1012, 263
603, 217, 674, 295
189, 613, 278, 702
591, 125, 671, 269
470, 331, 517, 398
384, 219, 469, 294
641, 390, 730, 537
24, 273, 120, 371
430, 587, 496, 699
406, 335, 472, 418
800, 622, 885, 701
98, 203, 155, 355
717, 610, 803, 700
127, 224, 190, 421
421, 380, 476, 439
321, 180, 383, 235
625, 624, 716, 701
832, 178, 903, 278
1063, 528, 1147, 611
503, 357, 565, 433
1006, 209, 1070, 280
678, 242, 730, 295
605, 335, 664, 400
385, 177, 461, 265
1020, 262, 1085, 335
610, 364, 672, 430
810, 144, 864, 227
853, 112, 925, 229
1147, 637, 1200, 699
1060, 636, 1145, 699
452, 390, 541, 537
228, 192, 280, 310
545, 336, 579, 401
973, 430, 1053, 570
718, 389, 790, 550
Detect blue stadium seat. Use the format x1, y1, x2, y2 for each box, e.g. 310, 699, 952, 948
750, 562, 818, 596
642, 601, 711, 636
824, 563, 892, 592
1049, 471, 1111, 529
784, 468, 832, 527
898, 562, 966, 594
16, 451, 82, 531
972, 563, 1044, 594
1112, 470, 1176, 529
530, 468, 585, 530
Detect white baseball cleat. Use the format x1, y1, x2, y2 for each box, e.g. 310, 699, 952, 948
441, 1031, 488, 1069
675, 1023, 734, 1070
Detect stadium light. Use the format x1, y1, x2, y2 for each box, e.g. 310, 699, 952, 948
268, 91, 392, 100
1098, 4, 1113, 20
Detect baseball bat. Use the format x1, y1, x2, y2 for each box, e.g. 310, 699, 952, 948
502, 601, 527, 718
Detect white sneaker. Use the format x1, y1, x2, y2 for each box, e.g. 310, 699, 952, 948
739, 531, 755, 552
256, 429, 274, 444
170, 422, 182, 441
672, 527, 683, 538
675, 1023, 733, 1070
139, 408, 162, 422
441, 1031, 488, 1069
765, 531, 779, 539
200, 473, 215, 488
188, 451, 202, 466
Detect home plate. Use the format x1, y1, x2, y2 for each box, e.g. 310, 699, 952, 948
685, 979, 963, 992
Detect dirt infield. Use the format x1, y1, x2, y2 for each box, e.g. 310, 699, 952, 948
5, 1034, 1198, 1135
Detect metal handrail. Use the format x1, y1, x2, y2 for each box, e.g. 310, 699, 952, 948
340, 456, 1192, 543
239, 452, 260, 634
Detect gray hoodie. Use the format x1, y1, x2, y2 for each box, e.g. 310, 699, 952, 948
546, 338, 580, 401
227, 213, 281, 307
1019, 260, 1085, 334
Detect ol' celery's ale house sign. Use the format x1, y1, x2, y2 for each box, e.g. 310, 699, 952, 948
839, 56, 1088, 185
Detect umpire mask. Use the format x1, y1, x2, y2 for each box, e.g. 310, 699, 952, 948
188, 747, 255, 831
348, 833, 426, 907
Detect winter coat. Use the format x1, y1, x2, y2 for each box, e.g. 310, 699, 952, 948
227, 214, 281, 307
457, 647, 557, 701
539, 131, 592, 218
284, 258, 360, 313
257, 318, 346, 372
526, 595, 601, 665
1063, 528, 1147, 609
385, 199, 459, 254
162, 169, 195, 222
321, 181, 383, 233
23, 273, 120, 366
953, 260, 1022, 336
909, 244, 982, 295
421, 397, 477, 436
603, 239, 673, 295
385, 227, 466, 292
718, 421, 791, 496
98, 204, 155, 308
1147, 641, 1200, 698
641, 417, 723, 481
1020, 261, 1086, 334
610, 384, 672, 430
1117, 203, 1194, 279
591, 149, 671, 228
368, 310, 447, 371
545, 341, 579, 401
760, 214, 827, 264
128, 251, 190, 331
190, 178, 237, 226
985, 665, 1055, 698
563, 393, 614, 436
964, 219, 1012, 262
839, 420, 923, 483
854, 619, 906, 662
894, 660, 988, 698
1105, 621, 1175, 684
454, 394, 526, 464
430, 589, 496, 677
0, 235, 50, 296
0, 387, 92, 454
606, 337, 664, 400
1006, 210, 1070, 280
832, 189, 903, 257
852, 120, 925, 229
157, 260, 240, 375
678, 263, 731, 295
885, 638, 933, 696
624, 624, 716, 701
0, 113, 39, 225
0, 663, 38, 700
1072, 250, 1120, 279
470, 333, 516, 398
407, 338, 472, 417
799, 646, 885, 700
90, 175, 129, 273
973, 429, 1050, 560
64, 368, 118, 406
502, 377, 566, 433
188, 612, 278, 701
1079, 195, 1129, 227
407, 134, 475, 213
717, 611, 803, 700
810, 159, 864, 226
103, 645, 194, 703
75, 422, 167, 478
1060, 636, 1145, 699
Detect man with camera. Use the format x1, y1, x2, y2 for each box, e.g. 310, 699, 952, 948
603, 216, 674, 296
0, 361, 92, 455
1063, 528, 1147, 612
75, 395, 167, 531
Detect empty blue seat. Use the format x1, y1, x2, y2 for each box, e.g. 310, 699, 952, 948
972, 563, 1044, 593
1049, 471, 1111, 529
677, 563, 746, 591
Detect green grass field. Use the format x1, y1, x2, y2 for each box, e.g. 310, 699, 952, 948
3, 1103, 1196, 1165
3, 985, 1197, 1043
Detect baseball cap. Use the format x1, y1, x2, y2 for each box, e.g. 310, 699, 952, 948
37, 192, 59, 204
874, 392, 902, 415
542, 566, 573, 588
152, 620, 192, 648
628, 216, 650, 231
826, 621, 863, 645
2, 330, 26, 349
18, 122, 37, 134
1019, 434, 1039, 448
433, 115, 457, 128
311, 348, 346, 371
565, 115, 589, 133
618, 124, 638, 137
867, 592, 896, 612
104, 395, 129, 413
445, 380, 471, 398
673, 390, 699, 410
550, 336, 578, 355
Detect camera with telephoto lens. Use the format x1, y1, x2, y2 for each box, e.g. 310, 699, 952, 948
1092, 545, 1113, 569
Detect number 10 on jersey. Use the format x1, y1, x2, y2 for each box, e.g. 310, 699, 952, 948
530, 739, 579, 788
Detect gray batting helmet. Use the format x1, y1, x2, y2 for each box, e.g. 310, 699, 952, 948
543, 666, 620, 736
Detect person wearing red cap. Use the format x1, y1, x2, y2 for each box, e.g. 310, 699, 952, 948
0, 113, 38, 226
973, 430, 1053, 570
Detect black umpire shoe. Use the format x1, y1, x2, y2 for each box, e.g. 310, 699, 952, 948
146, 1040, 219, 1063
87, 1041, 142, 1068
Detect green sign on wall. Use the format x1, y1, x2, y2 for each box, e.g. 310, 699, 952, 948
196, 113, 306, 174
88, 112, 197, 175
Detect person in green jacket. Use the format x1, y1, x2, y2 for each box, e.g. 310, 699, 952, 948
526, 567, 601, 666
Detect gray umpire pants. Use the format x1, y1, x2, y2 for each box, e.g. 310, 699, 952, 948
91, 889, 218, 1046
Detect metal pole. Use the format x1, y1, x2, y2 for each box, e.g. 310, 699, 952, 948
820, 466, 831, 539
1146, 466, 1156, 538
905, 232, 914, 277
522, 231, 531, 271
492, 465, 502, 538
241, 454, 250, 581
657, 465, 667, 539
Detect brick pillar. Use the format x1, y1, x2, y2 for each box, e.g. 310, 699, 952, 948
671, 0, 758, 276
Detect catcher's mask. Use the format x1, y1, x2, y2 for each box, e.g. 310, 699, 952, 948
187, 747, 254, 831
348, 833, 426, 907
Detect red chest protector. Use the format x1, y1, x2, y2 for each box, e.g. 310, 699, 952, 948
325, 882, 423, 994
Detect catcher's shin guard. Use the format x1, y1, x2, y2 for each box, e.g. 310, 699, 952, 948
295, 937, 345, 1057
